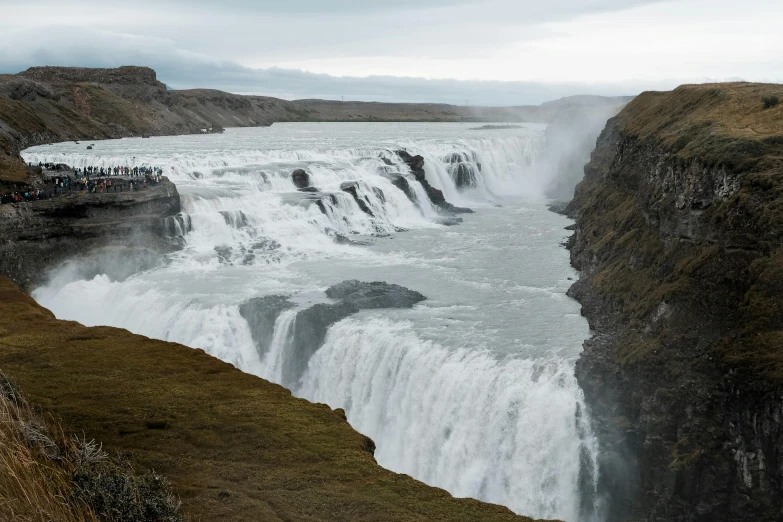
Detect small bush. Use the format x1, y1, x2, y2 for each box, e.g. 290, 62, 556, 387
762, 95, 780, 109
0, 369, 182, 522
73, 458, 182, 522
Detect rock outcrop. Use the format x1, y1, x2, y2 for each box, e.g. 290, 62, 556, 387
340, 181, 375, 216
444, 151, 481, 189
396, 150, 473, 214
0, 179, 183, 288
239, 295, 296, 359
240, 281, 426, 387
287, 280, 424, 385
291, 168, 311, 189
566, 83, 783, 521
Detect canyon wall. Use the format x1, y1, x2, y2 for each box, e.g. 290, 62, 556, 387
567, 83, 783, 521
0, 179, 183, 289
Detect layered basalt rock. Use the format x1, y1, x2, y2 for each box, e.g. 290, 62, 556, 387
565, 83, 783, 521
0, 179, 183, 288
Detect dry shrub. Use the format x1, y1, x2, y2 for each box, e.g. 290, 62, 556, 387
0, 371, 96, 522
0, 370, 181, 521
762, 95, 780, 110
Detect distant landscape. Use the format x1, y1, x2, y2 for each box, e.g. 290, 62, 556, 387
0, 66, 630, 186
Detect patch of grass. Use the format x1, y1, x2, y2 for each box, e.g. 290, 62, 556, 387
618, 83, 783, 174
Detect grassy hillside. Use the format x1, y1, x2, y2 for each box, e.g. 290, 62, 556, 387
0, 67, 295, 185
0, 276, 542, 522
292, 95, 631, 123
617, 82, 783, 172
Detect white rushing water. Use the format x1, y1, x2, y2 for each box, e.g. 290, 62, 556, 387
24, 123, 601, 521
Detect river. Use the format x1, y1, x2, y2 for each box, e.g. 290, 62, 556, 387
23, 122, 601, 521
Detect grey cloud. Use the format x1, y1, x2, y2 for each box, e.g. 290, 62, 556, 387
3, 0, 672, 63
0, 28, 663, 105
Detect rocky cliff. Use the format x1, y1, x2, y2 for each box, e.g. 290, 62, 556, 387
0, 180, 184, 289
566, 83, 783, 521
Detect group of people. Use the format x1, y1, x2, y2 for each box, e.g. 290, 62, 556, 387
0, 164, 166, 205
74, 165, 164, 178
0, 189, 52, 204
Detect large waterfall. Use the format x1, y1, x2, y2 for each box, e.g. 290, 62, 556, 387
23, 123, 602, 521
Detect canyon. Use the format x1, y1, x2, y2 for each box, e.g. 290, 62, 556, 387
2, 66, 782, 522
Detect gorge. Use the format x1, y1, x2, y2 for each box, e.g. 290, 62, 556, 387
1, 66, 782, 522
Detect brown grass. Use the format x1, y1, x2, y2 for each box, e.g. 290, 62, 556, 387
0, 372, 98, 522
0, 369, 183, 522
618, 83, 783, 172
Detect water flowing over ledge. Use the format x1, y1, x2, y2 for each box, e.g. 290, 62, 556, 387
23, 123, 601, 521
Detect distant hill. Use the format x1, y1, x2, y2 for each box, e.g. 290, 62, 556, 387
0, 65, 633, 184
290, 95, 632, 123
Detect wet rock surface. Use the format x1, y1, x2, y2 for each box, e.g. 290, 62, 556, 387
325, 280, 426, 309
396, 150, 473, 214
340, 181, 375, 216
291, 168, 311, 189
273, 280, 425, 387
444, 151, 481, 189
239, 295, 296, 359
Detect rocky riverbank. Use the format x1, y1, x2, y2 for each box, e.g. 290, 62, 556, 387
565, 83, 783, 521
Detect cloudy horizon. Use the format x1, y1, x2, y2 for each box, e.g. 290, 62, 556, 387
1, 0, 780, 105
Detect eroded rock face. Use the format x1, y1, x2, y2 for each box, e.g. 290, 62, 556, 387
325, 280, 426, 309
566, 95, 783, 522
0, 179, 182, 289
444, 151, 480, 189
239, 295, 295, 359
388, 174, 416, 202
241, 281, 426, 388
283, 281, 425, 385
20, 66, 166, 88
340, 181, 374, 216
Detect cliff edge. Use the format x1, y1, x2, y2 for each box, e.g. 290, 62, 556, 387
0, 275, 540, 521
0, 178, 184, 289
567, 83, 783, 521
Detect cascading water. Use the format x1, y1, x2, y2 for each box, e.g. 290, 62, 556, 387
261, 309, 298, 383
23, 122, 602, 521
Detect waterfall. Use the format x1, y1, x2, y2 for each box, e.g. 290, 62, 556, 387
298, 318, 598, 521
260, 309, 298, 383
24, 123, 600, 521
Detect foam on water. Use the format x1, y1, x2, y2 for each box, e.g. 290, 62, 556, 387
24, 123, 602, 521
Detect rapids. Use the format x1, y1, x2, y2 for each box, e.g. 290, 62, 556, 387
23, 123, 602, 521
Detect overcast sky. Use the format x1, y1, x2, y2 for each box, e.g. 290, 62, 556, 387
1, 0, 780, 105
